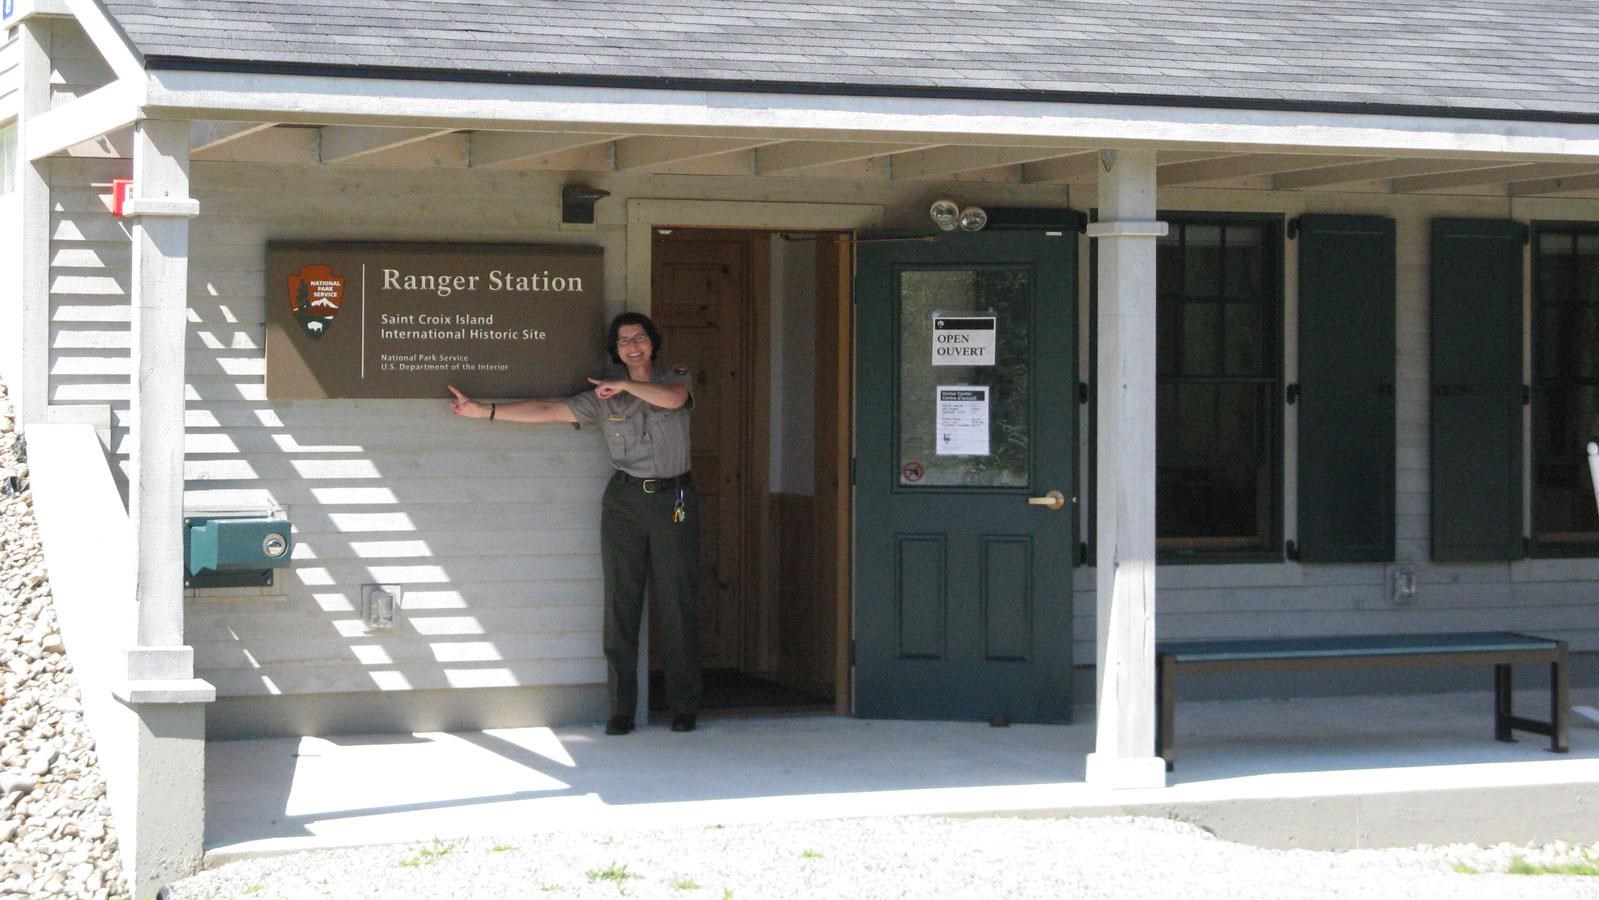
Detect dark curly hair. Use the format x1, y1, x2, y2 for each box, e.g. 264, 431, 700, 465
605, 312, 662, 364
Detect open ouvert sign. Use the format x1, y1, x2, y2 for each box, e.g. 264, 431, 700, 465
265, 242, 606, 399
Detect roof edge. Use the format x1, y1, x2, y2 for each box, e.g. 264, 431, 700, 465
139, 55, 1599, 129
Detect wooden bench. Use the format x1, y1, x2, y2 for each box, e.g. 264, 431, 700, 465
1155, 631, 1569, 771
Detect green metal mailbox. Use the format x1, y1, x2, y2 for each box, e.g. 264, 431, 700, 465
184, 516, 293, 587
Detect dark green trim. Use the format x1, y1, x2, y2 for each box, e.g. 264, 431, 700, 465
1295, 214, 1397, 563
1429, 218, 1528, 562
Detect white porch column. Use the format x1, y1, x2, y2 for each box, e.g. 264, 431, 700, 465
117, 118, 213, 897
11, 17, 53, 426
1084, 149, 1167, 790
123, 118, 203, 684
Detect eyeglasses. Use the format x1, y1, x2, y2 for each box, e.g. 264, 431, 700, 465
616, 334, 651, 347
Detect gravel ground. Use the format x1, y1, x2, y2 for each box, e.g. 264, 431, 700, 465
0, 386, 127, 900
167, 816, 1599, 900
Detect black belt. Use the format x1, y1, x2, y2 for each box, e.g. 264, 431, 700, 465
613, 470, 691, 493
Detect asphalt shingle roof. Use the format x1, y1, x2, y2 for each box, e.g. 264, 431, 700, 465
94, 0, 1599, 121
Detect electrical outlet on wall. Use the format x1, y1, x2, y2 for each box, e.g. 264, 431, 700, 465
1389, 567, 1417, 606
363, 583, 402, 631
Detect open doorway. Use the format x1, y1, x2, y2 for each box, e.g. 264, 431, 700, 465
647, 227, 850, 717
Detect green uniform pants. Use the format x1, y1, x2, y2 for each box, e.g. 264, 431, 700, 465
601, 473, 702, 718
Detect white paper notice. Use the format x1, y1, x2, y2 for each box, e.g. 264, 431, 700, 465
932, 315, 996, 366
936, 385, 990, 456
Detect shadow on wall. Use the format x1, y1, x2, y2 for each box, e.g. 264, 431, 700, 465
183, 383, 614, 720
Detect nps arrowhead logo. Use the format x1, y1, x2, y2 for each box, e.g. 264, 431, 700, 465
288, 264, 346, 340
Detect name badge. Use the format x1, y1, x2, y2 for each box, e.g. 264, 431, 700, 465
607, 414, 627, 421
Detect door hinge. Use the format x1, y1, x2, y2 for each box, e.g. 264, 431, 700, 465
1523, 536, 1532, 556
1286, 539, 1301, 561
1078, 381, 1090, 404
850, 457, 857, 485
1286, 217, 1301, 240
1286, 383, 1301, 405
1077, 542, 1089, 565
848, 639, 857, 666
1524, 385, 1531, 405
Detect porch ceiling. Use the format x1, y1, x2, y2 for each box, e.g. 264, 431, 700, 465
61, 121, 1599, 198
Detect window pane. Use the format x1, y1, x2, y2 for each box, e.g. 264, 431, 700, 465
1157, 293, 1182, 376
1582, 306, 1599, 380
1182, 302, 1220, 375
1539, 240, 1573, 307
1224, 301, 1264, 375
1161, 380, 1269, 548
1216, 382, 1265, 455
1174, 382, 1216, 453
1224, 226, 1264, 299
1578, 234, 1599, 304
1533, 384, 1599, 543
896, 267, 1030, 488
1184, 225, 1222, 298
1157, 228, 1183, 296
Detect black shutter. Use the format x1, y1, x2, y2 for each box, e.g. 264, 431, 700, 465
1430, 219, 1527, 562
1297, 215, 1396, 562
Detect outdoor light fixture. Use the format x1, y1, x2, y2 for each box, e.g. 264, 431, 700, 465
929, 198, 988, 232
561, 184, 610, 225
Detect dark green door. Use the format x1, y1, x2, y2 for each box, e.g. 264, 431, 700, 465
855, 228, 1077, 722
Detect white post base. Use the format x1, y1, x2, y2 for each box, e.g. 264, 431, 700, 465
1085, 752, 1167, 790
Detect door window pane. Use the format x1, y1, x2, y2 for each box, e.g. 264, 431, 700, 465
897, 268, 1030, 487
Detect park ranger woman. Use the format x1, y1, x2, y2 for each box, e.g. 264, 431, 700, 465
448, 312, 701, 735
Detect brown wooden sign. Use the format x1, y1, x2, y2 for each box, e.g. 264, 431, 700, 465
265, 242, 606, 399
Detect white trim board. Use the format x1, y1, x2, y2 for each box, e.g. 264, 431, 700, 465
143, 70, 1599, 163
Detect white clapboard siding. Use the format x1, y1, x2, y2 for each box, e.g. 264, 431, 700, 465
46, 19, 112, 109
0, 25, 19, 113
48, 159, 131, 439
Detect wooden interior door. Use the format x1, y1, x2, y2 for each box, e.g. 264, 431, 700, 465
651, 231, 754, 669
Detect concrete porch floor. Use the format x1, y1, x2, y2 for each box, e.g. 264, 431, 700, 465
204, 688, 1599, 864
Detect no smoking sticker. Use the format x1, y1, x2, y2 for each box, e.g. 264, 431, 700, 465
902, 460, 925, 483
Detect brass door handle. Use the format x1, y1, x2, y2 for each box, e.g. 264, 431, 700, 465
1028, 490, 1066, 511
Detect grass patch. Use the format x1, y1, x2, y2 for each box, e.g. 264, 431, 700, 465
1451, 862, 1480, 874
539, 886, 564, 894
670, 876, 701, 890
242, 886, 265, 896
490, 844, 515, 853
587, 863, 636, 884
1506, 854, 1599, 876
398, 838, 459, 868
801, 849, 823, 860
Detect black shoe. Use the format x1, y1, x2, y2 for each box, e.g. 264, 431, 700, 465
670, 714, 696, 733
604, 715, 634, 735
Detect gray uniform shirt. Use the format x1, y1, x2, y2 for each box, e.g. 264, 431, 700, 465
565, 364, 694, 479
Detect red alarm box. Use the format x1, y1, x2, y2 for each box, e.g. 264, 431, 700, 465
111, 178, 134, 216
